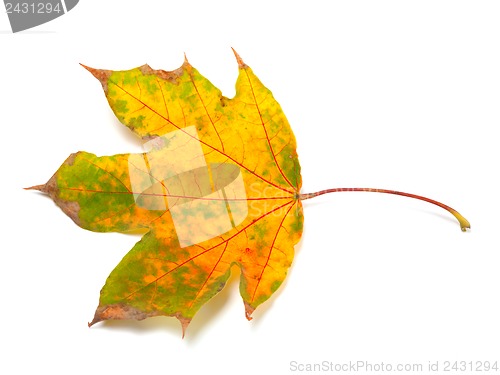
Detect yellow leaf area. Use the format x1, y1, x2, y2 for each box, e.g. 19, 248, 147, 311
38, 52, 304, 336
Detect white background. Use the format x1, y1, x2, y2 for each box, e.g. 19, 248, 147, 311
1, 1, 499, 374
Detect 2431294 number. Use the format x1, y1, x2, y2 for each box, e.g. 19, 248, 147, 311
444, 361, 499, 372
5, 2, 62, 14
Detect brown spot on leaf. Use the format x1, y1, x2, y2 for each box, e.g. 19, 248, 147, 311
88, 303, 161, 327
55, 198, 80, 226
139, 63, 186, 85
143, 134, 160, 143
64, 152, 78, 166
89, 304, 191, 338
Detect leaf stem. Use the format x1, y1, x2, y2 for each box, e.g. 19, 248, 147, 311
299, 188, 470, 232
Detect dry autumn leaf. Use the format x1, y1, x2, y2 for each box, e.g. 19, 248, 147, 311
27, 50, 470, 337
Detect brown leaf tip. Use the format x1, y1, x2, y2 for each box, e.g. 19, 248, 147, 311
36, 168, 82, 226
176, 315, 191, 339
231, 48, 248, 69
24, 184, 45, 192
80, 63, 112, 93
244, 301, 255, 321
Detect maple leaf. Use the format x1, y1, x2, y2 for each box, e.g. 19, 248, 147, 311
27, 50, 470, 336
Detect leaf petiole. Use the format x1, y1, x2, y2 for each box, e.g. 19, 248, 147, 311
299, 188, 470, 232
